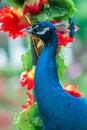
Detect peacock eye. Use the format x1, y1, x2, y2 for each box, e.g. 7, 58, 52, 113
37, 26, 44, 32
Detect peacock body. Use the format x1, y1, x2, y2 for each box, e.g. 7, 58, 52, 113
24, 21, 87, 130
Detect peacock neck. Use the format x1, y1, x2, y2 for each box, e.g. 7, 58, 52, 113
43, 30, 58, 57
34, 31, 62, 98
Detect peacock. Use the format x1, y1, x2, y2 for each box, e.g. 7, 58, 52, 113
22, 20, 87, 130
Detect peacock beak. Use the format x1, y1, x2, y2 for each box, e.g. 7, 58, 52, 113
21, 26, 33, 34
21, 25, 40, 34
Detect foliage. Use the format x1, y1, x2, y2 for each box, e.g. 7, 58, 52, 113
7, 0, 76, 24
29, 0, 76, 24
56, 48, 67, 81
56, 55, 67, 80
7, 0, 24, 7
21, 36, 32, 70
14, 103, 43, 130
48, 0, 76, 19
29, 6, 65, 24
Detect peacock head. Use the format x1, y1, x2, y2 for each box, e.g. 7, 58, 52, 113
22, 21, 56, 43
22, 19, 76, 54
22, 18, 75, 39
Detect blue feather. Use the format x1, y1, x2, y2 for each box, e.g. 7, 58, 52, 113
69, 18, 75, 37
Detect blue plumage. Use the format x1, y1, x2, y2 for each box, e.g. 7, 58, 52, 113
24, 21, 87, 130
69, 18, 75, 37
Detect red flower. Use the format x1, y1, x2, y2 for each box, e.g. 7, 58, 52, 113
23, 0, 49, 14
22, 92, 34, 109
63, 82, 83, 97
0, 6, 30, 38
19, 67, 35, 90
56, 31, 74, 46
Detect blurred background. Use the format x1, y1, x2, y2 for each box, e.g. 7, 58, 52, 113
0, 0, 87, 130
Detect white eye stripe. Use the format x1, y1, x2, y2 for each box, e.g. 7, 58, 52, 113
36, 27, 50, 35
32, 25, 39, 30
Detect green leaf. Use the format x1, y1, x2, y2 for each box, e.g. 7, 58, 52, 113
14, 111, 32, 130
7, 0, 24, 7
56, 49, 67, 81
29, 6, 65, 24
21, 53, 32, 70
14, 103, 43, 130
21, 36, 32, 70
48, 0, 77, 19
27, 103, 43, 127
29, 0, 76, 24
42, 4, 50, 10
